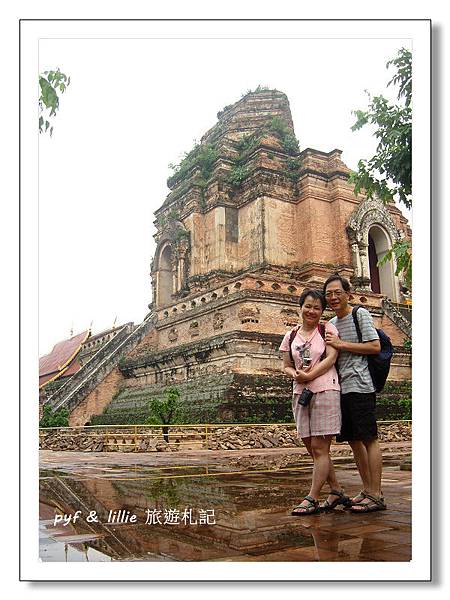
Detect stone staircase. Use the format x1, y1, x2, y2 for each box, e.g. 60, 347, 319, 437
388, 301, 412, 326
382, 298, 412, 338
47, 313, 157, 414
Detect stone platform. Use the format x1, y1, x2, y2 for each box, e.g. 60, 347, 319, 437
39, 442, 411, 563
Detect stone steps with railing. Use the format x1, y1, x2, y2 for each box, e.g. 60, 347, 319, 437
388, 301, 412, 325
47, 313, 157, 414
382, 298, 412, 337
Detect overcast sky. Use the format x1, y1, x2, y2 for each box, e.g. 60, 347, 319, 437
38, 34, 412, 355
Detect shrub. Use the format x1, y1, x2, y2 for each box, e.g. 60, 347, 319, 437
269, 116, 289, 137
376, 397, 412, 421
227, 165, 249, 187
235, 132, 261, 159
282, 134, 300, 155
168, 143, 218, 187
284, 157, 302, 182
269, 117, 300, 156
39, 404, 70, 428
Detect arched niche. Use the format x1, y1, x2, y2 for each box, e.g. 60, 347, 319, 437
368, 224, 398, 301
347, 196, 402, 301
151, 221, 191, 308
158, 243, 174, 306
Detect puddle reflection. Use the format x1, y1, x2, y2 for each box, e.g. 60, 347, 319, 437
40, 466, 410, 562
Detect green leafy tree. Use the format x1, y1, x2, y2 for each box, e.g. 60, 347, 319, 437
349, 48, 412, 287
39, 68, 71, 136
39, 404, 70, 428
146, 386, 182, 442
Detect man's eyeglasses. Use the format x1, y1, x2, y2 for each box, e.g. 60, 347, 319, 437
325, 290, 345, 298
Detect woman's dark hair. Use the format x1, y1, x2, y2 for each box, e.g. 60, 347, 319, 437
299, 289, 326, 311
323, 274, 351, 295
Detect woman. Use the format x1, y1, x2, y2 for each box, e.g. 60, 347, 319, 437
279, 289, 350, 515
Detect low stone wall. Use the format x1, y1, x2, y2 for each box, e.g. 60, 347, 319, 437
39, 421, 411, 453
39, 428, 179, 453
205, 421, 411, 450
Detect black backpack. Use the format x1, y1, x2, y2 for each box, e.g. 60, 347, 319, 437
352, 306, 393, 393
288, 323, 326, 365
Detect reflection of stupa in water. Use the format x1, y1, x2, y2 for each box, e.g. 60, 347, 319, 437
40, 459, 410, 562
40, 471, 319, 561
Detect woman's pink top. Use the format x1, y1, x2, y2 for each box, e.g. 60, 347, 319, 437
279, 323, 340, 394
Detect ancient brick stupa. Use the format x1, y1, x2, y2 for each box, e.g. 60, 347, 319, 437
55, 88, 411, 426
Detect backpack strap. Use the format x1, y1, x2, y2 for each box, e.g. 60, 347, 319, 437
351, 306, 363, 343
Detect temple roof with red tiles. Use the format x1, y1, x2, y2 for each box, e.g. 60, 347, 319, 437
39, 330, 90, 387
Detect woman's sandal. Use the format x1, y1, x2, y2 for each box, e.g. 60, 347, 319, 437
350, 492, 387, 513
320, 489, 352, 511
343, 489, 367, 509
291, 495, 320, 516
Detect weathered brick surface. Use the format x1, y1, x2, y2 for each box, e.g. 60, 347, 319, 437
69, 367, 124, 427
126, 327, 158, 358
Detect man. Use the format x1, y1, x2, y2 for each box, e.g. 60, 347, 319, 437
323, 274, 386, 512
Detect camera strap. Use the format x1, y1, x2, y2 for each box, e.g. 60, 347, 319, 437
288, 323, 327, 364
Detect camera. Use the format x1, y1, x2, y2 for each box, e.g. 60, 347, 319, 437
298, 388, 314, 407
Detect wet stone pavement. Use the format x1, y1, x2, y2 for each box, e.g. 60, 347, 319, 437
39, 445, 411, 562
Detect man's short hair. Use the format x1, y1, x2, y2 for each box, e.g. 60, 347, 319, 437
299, 288, 326, 311
323, 274, 351, 295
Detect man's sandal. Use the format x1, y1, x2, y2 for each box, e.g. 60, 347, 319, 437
350, 492, 387, 513
291, 496, 320, 516
320, 489, 352, 511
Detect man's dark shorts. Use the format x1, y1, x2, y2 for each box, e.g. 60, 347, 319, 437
336, 392, 378, 442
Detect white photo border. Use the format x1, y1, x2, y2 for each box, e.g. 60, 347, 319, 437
20, 18, 431, 582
